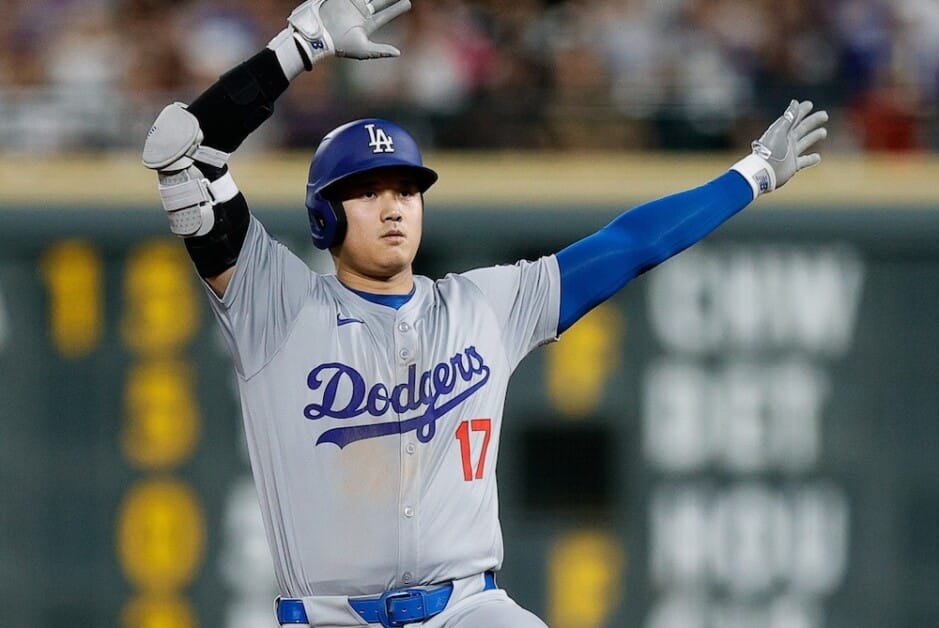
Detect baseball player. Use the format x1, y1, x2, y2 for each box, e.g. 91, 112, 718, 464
142, 1, 828, 626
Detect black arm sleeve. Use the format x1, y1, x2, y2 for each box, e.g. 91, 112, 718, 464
183, 48, 293, 278
188, 48, 291, 152
184, 194, 252, 278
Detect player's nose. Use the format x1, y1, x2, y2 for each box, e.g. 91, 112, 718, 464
379, 190, 404, 219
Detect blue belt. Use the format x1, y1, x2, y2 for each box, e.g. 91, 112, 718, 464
276, 571, 497, 627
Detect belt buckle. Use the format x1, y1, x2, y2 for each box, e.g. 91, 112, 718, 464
377, 588, 427, 628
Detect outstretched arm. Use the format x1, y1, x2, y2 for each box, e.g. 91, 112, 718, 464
556, 100, 829, 334
141, 0, 412, 297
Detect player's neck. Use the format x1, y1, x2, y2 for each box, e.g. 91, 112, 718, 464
336, 266, 415, 295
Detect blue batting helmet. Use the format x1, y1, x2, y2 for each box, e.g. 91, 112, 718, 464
306, 118, 438, 250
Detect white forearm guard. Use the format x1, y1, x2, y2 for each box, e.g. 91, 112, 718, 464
142, 103, 238, 237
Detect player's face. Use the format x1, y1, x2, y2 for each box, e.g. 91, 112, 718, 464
332, 168, 424, 289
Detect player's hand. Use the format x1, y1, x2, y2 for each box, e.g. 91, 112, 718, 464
732, 100, 829, 198
753, 100, 829, 188
288, 0, 411, 64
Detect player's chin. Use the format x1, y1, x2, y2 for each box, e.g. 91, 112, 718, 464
372, 247, 415, 273
380, 235, 418, 256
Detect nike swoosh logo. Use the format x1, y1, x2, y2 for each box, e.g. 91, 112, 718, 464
337, 314, 365, 327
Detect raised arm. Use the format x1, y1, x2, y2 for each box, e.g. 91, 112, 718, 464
141, 0, 412, 296
556, 100, 829, 334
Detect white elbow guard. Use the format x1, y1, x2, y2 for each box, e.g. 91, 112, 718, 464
142, 103, 238, 237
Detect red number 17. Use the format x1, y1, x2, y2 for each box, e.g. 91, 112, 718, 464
455, 418, 492, 482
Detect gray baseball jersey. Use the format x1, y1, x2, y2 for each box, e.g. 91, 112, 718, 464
207, 216, 561, 598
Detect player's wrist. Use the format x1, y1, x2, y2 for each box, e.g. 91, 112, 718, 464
267, 28, 309, 80
730, 153, 777, 199
267, 25, 333, 81
268, 0, 340, 81
288, 0, 339, 71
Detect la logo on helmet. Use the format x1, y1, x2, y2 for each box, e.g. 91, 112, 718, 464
365, 123, 395, 154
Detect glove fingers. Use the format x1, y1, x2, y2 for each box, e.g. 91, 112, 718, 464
797, 127, 827, 154
796, 153, 822, 171
761, 99, 800, 146
790, 100, 814, 128
364, 42, 402, 57
369, 0, 405, 12
781, 99, 801, 126
341, 39, 401, 58
348, 0, 372, 16
794, 110, 829, 139
370, 0, 411, 29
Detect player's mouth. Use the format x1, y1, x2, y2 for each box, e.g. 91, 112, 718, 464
382, 230, 406, 242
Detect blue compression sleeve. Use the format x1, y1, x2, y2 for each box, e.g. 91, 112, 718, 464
556, 170, 753, 334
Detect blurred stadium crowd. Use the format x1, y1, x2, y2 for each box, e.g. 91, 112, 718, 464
2, 0, 938, 153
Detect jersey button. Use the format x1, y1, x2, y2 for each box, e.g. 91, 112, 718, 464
397, 322, 410, 332
405, 443, 416, 455
403, 506, 414, 518
402, 572, 413, 584
399, 348, 411, 361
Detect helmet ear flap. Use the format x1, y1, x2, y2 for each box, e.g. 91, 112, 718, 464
307, 190, 347, 250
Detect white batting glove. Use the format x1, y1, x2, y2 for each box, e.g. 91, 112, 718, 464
732, 100, 829, 198
268, 0, 411, 78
